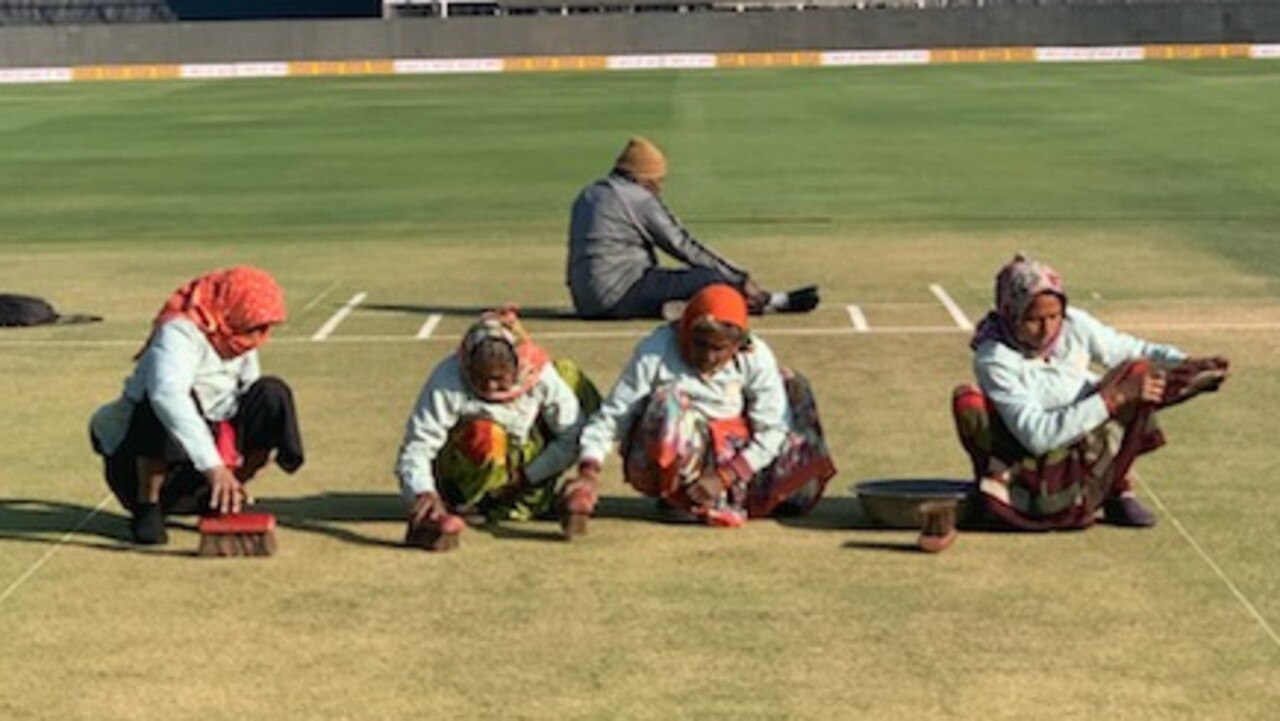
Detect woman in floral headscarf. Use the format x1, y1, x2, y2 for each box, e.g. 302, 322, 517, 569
570, 284, 837, 530
395, 308, 600, 551
953, 255, 1229, 531
89, 266, 304, 545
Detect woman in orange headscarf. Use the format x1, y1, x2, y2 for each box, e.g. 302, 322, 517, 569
89, 267, 304, 545
570, 284, 836, 529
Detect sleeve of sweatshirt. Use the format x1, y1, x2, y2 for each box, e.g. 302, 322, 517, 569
578, 334, 663, 466
1071, 308, 1187, 370
975, 346, 1111, 456
395, 359, 464, 502
238, 350, 261, 389
523, 364, 584, 485
729, 341, 790, 479
637, 194, 749, 286
141, 322, 224, 472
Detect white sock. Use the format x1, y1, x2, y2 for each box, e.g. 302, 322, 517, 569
767, 292, 788, 311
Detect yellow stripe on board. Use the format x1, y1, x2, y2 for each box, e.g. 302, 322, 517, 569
1143, 43, 1250, 60
286, 60, 395, 76
71, 64, 182, 81
503, 56, 609, 72
929, 47, 1037, 64
715, 52, 822, 68
23, 43, 1276, 86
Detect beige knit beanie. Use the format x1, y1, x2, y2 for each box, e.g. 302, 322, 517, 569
613, 137, 667, 181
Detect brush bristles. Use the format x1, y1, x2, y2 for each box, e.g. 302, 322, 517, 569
198, 531, 277, 557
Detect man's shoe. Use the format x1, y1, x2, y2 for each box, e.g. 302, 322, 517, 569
780, 285, 820, 313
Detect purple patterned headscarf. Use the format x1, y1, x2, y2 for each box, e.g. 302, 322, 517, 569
970, 254, 1067, 355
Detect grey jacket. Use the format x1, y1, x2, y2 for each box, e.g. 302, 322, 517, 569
566, 173, 749, 316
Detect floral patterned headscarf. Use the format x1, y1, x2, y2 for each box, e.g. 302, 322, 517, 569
970, 254, 1067, 356
143, 266, 286, 360
457, 307, 550, 402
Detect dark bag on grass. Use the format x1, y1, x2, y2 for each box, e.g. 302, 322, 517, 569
0, 293, 102, 327
0, 294, 58, 326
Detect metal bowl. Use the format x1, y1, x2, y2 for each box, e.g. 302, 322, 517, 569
852, 479, 973, 528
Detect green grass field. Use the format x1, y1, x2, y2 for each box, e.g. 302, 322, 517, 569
1, 62, 1278, 720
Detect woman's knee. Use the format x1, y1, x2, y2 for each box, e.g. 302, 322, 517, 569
245, 375, 294, 406
952, 384, 993, 439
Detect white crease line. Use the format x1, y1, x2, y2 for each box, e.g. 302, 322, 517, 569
301, 326, 967, 343
310, 291, 367, 342
846, 305, 869, 332
0, 495, 112, 608
1138, 479, 1280, 649
297, 279, 340, 316
1119, 322, 1280, 332
1, 321, 1277, 350
415, 314, 443, 340
929, 283, 974, 331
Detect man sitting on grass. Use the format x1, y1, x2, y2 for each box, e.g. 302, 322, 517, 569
566, 136, 819, 319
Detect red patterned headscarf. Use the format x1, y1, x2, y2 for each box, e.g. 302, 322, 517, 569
971, 254, 1067, 356
143, 266, 286, 359
678, 284, 750, 362
457, 307, 550, 403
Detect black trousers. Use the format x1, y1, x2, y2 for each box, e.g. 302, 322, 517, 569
103, 376, 304, 514
592, 267, 730, 319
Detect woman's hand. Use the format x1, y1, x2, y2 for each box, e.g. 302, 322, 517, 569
409, 492, 446, 528
1100, 365, 1163, 413
570, 461, 602, 489
205, 465, 245, 515
1140, 369, 1167, 404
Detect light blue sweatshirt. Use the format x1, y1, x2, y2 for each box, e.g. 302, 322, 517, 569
395, 358, 583, 502
974, 307, 1185, 455
90, 318, 259, 471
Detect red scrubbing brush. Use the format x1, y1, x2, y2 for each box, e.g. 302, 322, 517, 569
197, 513, 278, 557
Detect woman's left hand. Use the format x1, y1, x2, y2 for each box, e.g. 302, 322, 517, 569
1141, 370, 1167, 404
206, 465, 245, 515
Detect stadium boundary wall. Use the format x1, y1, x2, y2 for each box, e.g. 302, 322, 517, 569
1, 4, 1278, 74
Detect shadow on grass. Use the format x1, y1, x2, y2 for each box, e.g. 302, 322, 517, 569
0, 494, 414, 554
0, 491, 1016, 557
363, 303, 580, 320
0, 498, 195, 556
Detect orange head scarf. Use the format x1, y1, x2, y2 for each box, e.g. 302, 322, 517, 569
678, 284, 749, 361
145, 266, 286, 359
456, 307, 551, 403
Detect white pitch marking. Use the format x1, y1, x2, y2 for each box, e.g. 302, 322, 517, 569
1138, 479, 1280, 649
845, 305, 869, 332
416, 314, 443, 340
297, 279, 341, 316
2, 321, 1278, 350
0, 495, 112, 608
929, 283, 974, 331
310, 291, 367, 342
